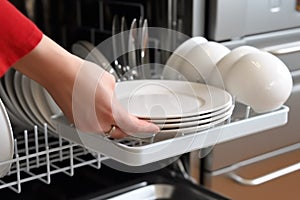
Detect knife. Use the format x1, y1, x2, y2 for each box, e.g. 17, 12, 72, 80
112, 15, 123, 77
136, 16, 144, 66
140, 19, 150, 78
141, 19, 150, 64
128, 18, 137, 68
120, 16, 128, 71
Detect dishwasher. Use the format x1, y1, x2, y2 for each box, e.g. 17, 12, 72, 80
201, 0, 300, 199
0, 0, 295, 199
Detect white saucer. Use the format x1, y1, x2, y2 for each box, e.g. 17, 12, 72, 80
115, 80, 232, 119
0, 98, 14, 178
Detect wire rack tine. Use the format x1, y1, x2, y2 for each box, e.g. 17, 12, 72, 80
24, 130, 30, 172
34, 126, 40, 168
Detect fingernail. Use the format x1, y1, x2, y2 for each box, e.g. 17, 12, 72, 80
149, 123, 160, 133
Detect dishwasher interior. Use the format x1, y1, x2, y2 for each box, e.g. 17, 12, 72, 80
0, 0, 297, 199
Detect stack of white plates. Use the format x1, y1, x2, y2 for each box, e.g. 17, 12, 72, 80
115, 80, 233, 139
0, 68, 61, 133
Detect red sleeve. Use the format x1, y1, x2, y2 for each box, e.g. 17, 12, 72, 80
0, 0, 43, 76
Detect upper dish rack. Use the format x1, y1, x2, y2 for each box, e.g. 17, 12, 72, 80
0, 102, 289, 193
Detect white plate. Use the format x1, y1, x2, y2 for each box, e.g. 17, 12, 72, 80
21, 76, 56, 133
147, 103, 232, 124
14, 72, 42, 127
0, 78, 18, 116
21, 76, 47, 129
72, 41, 119, 79
0, 78, 29, 128
157, 105, 234, 129
42, 88, 62, 115
116, 80, 232, 119
29, 79, 57, 131
157, 111, 232, 136
0, 98, 14, 178
4, 69, 34, 127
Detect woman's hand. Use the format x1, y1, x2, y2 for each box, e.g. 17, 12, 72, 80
13, 34, 160, 138
71, 60, 160, 138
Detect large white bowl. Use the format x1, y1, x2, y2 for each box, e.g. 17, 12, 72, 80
175, 36, 208, 50
217, 46, 260, 80
163, 37, 208, 82
225, 52, 293, 113
209, 46, 260, 88
163, 40, 230, 83
199, 41, 231, 65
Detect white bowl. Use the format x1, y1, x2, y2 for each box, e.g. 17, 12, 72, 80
179, 36, 209, 50
163, 40, 230, 83
163, 37, 208, 82
225, 52, 293, 113
217, 46, 260, 80
209, 46, 260, 88
198, 41, 231, 64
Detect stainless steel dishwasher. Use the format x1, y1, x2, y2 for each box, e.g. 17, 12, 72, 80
0, 0, 296, 199
201, 0, 300, 198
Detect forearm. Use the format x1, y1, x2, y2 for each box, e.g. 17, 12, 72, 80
12, 34, 85, 122
12, 34, 83, 91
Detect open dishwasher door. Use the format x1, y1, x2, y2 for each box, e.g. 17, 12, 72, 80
202, 27, 300, 199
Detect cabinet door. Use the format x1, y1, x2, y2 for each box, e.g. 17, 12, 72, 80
204, 148, 300, 200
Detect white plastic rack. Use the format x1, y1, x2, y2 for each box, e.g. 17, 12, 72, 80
0, 103, 289, 193
54, 103, 289, 166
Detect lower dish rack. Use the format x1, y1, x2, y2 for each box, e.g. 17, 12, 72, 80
0, 124, 107, 194
0, 103, 289, 193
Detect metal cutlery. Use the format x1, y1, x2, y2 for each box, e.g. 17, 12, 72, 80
140, 19, 151, 78
127, 18, 139, 79
141, 19, 150, 65
137, 16, 144, 66
112, 16, 151, 80
112, 15, 123, 78
120, 16, 129, 73
128, 18, 137, 68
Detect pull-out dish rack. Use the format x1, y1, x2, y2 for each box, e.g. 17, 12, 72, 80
0, 102, 289, 193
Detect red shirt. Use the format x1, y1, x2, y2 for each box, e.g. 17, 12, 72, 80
0, 0, 42, 76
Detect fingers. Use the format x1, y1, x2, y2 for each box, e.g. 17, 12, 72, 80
104, 125, 127, 139
111, 103, 160, 138
126, 114, 160, 134
103, 120, 159, 139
